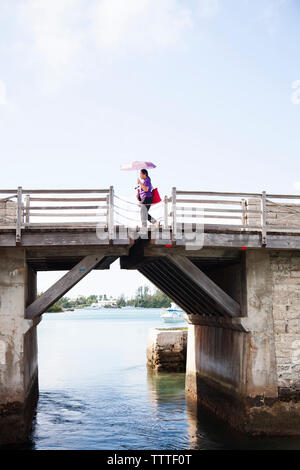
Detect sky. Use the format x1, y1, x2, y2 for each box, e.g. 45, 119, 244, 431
1, 0, 300, 298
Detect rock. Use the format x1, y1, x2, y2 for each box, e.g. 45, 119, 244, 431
146, 328, 187, 372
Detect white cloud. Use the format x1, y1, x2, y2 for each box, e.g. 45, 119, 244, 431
16, 0, 193, 89
14, 0, 226, 90
19, 0, 83, 71
90, 0, 192, 52
291, 80, 300, 105
197, 0, 220, 19
259, 0, 289, 33
294, 182, 300, 191
0, 80, 7, 106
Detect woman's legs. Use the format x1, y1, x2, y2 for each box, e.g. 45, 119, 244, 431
141, 197, 156, 227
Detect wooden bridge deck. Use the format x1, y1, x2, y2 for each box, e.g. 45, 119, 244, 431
1, 187, 300, 256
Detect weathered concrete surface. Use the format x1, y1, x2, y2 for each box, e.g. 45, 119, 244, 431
0, 248, 38, 445
247, 198, 300, 228
186, 249, 300, 435
270, 252, 300, 390
147, 328, 187, 372
0, 201, 17, 225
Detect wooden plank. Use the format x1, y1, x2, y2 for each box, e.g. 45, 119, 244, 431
176, 207, 260, 214
177, 214, 241, 220
266, 225, 300, 231
30, 197, 107, 202
29, 212, 106, 217
267, 194, 300, 199
144, 245, 241, 259
26, 245, 128, 259
0, 190, 19, 194
176, 191, 261, 197
21, 230, 110, 246
29, 205, 107, 210
267, 209, 300, 214
23, 221, 107, 226
22, 189, 110, 194
26, 254, 106, 319
176, 199, 242, 205
168, 255, 241, 317
175, 223, 261, 230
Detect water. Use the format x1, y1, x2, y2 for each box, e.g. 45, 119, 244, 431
12, 308, 300, 449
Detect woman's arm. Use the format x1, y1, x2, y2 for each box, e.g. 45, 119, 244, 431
137, 179, 149, 192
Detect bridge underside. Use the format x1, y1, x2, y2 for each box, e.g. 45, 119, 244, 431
2, 233, 300, 443
120, 241, 244, 318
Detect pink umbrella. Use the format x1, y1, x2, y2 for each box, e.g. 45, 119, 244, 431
120, 161, 156, 171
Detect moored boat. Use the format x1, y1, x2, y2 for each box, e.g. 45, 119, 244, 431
161, 303, 184, 323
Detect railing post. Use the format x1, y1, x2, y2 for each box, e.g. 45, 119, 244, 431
16, 186, 22, 244
106, 194, 109, 229
164, 195, 168, 229
25, 194, 30, 224
261, 191, 267, 246
172, 187, 177, 242
241, 198, 247, 227
108, 186, 114, 240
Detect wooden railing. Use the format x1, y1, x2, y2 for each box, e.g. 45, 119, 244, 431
1, 187, 300, 245
169, 188, 262, 235
169, 189, 300, 246
0, 187, 113, 243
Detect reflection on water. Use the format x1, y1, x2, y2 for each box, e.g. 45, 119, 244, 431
147, 369, 186, 403
5, 308, 300, 450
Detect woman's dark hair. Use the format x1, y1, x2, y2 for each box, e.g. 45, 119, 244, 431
141, 169, 149, 178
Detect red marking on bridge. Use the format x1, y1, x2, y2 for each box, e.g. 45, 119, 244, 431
241, 247, 247, 250
166, 244, 172, 248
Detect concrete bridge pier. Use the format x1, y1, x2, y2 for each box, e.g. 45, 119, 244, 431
0, 248, 39, 446
185, 249, 300, 436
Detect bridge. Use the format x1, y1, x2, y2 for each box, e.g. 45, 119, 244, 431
1, 186, 300, 444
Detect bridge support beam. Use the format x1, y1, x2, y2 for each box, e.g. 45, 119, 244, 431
0, 247, 39, 445
26, 253, 106, 320
185, 249, 300, 436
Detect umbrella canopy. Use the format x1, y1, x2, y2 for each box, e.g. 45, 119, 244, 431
120, 161, 156, 171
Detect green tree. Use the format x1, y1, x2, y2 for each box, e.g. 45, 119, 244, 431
116, 294, 126, 308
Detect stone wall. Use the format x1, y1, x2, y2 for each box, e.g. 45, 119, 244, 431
147, 328, 187, 372
0, 200, 17, 225
246, 198, 300, 228
185, 249, 300, 435
270, 251, 300, 391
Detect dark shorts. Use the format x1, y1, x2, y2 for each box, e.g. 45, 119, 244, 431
141, 196, 152, 206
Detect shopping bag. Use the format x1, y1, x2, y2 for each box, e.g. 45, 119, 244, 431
151, 188, 161, 204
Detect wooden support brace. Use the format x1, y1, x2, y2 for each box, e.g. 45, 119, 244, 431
168, 255, 241, 318
26, 253, 105, 319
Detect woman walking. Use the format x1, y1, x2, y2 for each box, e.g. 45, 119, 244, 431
137, 169, 157, 227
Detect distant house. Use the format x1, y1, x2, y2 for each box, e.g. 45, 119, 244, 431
91, 299, 117, 308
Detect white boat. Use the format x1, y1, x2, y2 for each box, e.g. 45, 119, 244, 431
161, 303, 184, 323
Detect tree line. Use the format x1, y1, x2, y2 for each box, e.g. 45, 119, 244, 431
44, 286, 171, 312
116, 286, 171, 308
